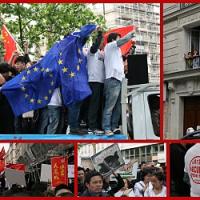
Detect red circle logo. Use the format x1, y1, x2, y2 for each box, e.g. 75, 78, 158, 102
189, 156, 200, 184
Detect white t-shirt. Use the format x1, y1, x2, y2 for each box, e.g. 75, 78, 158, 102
144, 185, 166, 197
87, 49, 105, 83
114, 189, 135, 197
104, 41, 125, 81
184, 144, 200, 197
134, 181, 153, 197
48, 88, 62, 106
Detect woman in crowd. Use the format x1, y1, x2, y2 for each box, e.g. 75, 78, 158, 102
134, 168, 152, 197
144, 171, 166, 197
114, 178, 135, 197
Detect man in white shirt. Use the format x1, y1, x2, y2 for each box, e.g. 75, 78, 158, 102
184, 143, 200, 197
103, 31, 135, 135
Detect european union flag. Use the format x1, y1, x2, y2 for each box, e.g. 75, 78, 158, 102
1, 24, 96, 116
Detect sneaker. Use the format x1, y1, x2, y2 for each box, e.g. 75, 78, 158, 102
105, 130, 114, 136
113, 128, 121, 134
94, 129, 104, 135
88, 128, 94, 135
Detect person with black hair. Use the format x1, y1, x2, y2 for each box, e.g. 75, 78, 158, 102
54, 184, 74, 197
103, 30, 135, 135
114, 178, 135, 197
0, 62, 15, 133
78, 167, 86, 195
144, 171, 166, 197
134, 168, 152, 197
103, 171, 124, 196
80, 170, 109, 196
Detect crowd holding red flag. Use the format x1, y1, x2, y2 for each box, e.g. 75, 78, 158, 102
1, 24, 18, 62
51, 156, 68, 187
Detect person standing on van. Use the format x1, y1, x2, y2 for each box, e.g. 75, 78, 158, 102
103, 31, 135, 135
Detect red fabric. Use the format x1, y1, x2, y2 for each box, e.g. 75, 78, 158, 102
6, 163, 25, 171
0, 160, 5, 172
0, 147, 6, 160
51, 156, 68, 187
104, 25, 136, 55
1, 24, 17, 62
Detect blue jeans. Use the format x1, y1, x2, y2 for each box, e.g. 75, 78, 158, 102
103, 78, 121, 131
68, 102, 82, 129
46, 105, 61, 134
38, 107, 48, 134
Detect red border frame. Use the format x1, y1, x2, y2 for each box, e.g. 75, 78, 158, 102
1, 2, 200, 200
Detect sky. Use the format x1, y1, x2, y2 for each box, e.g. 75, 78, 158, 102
0, 143, 10, 153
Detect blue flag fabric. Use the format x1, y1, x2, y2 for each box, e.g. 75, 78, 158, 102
1, 24, 96, 116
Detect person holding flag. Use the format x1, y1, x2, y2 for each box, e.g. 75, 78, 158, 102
103, 28, 136, 136
1, 24, 96, 134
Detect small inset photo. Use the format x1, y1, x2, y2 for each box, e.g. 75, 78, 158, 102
78, 143, 166, 197
0, 143, 74, 197
170, 143, 200, 197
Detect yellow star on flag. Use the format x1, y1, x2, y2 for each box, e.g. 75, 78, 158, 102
21, 87, 26, 91
51, 81, 54, 86
37, 99, 42, 104
49, 90, 52, 94
45, 68, 50, 73
33, 67, 38, 72
24, 94, 29, 98
22, 76, 26, 81
77, 65, 80, 71
62, 67, 68, 73
30, 98, 35, 103
58, 59, 63, 65
27, 70, 31, 74
44, 96, 48, 100
78, 48, 81, 54
79, 58, 82, 63
69, 72, 75, 78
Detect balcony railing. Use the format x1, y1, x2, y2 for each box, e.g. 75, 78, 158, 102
185, 56, 200, 69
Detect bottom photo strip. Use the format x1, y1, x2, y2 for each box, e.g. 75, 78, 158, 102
0, 142, 198, 197
0, 142, 167, 197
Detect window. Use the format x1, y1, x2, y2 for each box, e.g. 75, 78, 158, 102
191, 31, 199, 52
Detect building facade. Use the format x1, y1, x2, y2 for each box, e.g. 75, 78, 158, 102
5, 143, 74, 171
88, 3, 160, 83
79, 143, 166, 168
164, 3, 200, 138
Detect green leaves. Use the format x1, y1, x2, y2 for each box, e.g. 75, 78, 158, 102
0, 3, 106, 57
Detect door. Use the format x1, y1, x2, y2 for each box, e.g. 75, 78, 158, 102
184, 96, 200, 135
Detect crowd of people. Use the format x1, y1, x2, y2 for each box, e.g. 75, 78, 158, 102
0, 178, 74, 197
78, 161, 166, 197
0, 26, 135, 135
184, 49, 200, 69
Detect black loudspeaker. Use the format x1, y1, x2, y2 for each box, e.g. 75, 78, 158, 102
127, 54, 149, 85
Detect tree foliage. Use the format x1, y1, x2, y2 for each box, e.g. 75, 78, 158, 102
0, 3, 106, 56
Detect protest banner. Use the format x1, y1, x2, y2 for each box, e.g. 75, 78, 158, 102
5, 168, 26, 187
51, 156, 68, 187
40, 164, 52, 183
91, 144, 125, 177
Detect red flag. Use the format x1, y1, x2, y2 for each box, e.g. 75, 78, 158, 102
104, 25, 136, 55
1, 24, 17, 62
0, 147, 6, 160
0, 159, 5, 172
51, 156, 68, 187
6, 163, 25, 171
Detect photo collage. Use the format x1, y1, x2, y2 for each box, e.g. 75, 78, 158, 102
0, 2, 199, 198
